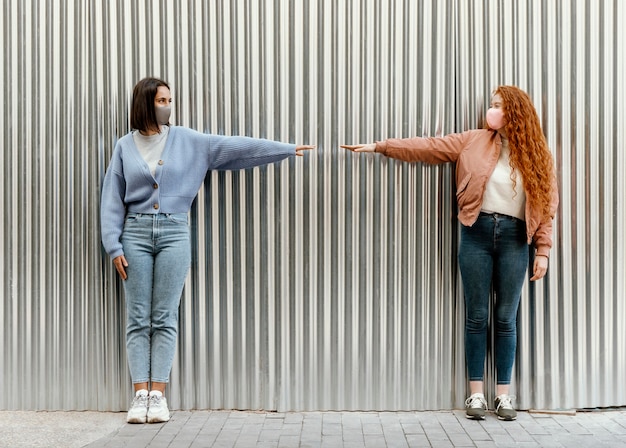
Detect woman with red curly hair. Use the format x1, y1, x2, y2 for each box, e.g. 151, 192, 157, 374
342, 85, 558, 421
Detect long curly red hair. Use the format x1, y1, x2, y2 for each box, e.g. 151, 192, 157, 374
492, 85, 556, 218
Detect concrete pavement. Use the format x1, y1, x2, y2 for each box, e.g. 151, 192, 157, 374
0, 411, 124, 448
2, 408, 626, 447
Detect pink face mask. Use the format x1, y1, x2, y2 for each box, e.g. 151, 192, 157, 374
486, 107, 506, 130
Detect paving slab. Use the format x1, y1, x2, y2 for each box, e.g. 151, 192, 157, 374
2, 409, 626, 447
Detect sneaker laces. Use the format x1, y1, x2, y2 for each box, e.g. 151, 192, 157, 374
149, 394, 163, 407
131, 394, 148, 408
496, 394, 516, 410
465, 393, 487, 409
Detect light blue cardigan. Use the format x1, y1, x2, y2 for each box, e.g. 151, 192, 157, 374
101, 126, 295, 258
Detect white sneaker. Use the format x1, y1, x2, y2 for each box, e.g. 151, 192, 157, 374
147, 393, 170, 423
127, 391, 149, 424
465, 393, 488, 420
495, 394, 518, 421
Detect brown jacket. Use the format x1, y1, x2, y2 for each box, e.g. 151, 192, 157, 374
376, 129, 559, 257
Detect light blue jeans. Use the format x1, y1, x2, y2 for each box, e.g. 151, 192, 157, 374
121, 213, 191, 384
458, 212, 529, 385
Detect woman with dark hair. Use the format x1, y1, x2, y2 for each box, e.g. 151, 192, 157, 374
342, 85, 558, 421
101, 77, 313, 423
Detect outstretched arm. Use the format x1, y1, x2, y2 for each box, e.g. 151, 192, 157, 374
341, 133, 468, 164
207, 134, 314, 170
340, 143, 376, 153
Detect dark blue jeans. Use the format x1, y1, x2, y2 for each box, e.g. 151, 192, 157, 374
458, 212, 529, 385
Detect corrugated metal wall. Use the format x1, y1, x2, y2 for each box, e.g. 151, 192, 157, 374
1, 0, 624, 412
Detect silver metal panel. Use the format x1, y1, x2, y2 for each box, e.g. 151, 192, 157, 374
1, 0, 624, 411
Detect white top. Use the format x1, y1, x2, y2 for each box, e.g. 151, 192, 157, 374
132, 126, 170, 177
481, 138, 526, 220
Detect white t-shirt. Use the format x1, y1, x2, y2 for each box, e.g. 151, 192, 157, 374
480, 138, 526, 220
133, 126, 170, 177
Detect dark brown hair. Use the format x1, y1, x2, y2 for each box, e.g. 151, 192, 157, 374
130, 77, 170, 132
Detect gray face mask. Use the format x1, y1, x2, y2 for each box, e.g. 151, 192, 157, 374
155, 106, 171, 125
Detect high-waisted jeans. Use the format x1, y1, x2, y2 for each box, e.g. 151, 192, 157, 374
121, 213, 191, 384
458, 212, 529, 385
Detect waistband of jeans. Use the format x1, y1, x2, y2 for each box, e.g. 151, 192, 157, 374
126, 212, 188, 219
478, 211, 524, 222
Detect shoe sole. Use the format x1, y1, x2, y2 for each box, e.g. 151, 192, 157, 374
146, 410, 171, 423
497, 415, 517, 421
465, 414, 486, 420
147, 416, 170, 423
127, 416, 147, 424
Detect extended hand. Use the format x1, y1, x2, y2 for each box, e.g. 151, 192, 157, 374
295, 145, 315, 156
340, 143, 376, 152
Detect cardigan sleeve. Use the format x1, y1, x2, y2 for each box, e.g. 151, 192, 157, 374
206, 134, 296, 170
100, 145, 127, 259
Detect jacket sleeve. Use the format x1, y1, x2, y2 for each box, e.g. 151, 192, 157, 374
533, 175, 560, 257
206, 135, 296, 170
100, 145, 127, 259
375, 132, 468, 164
